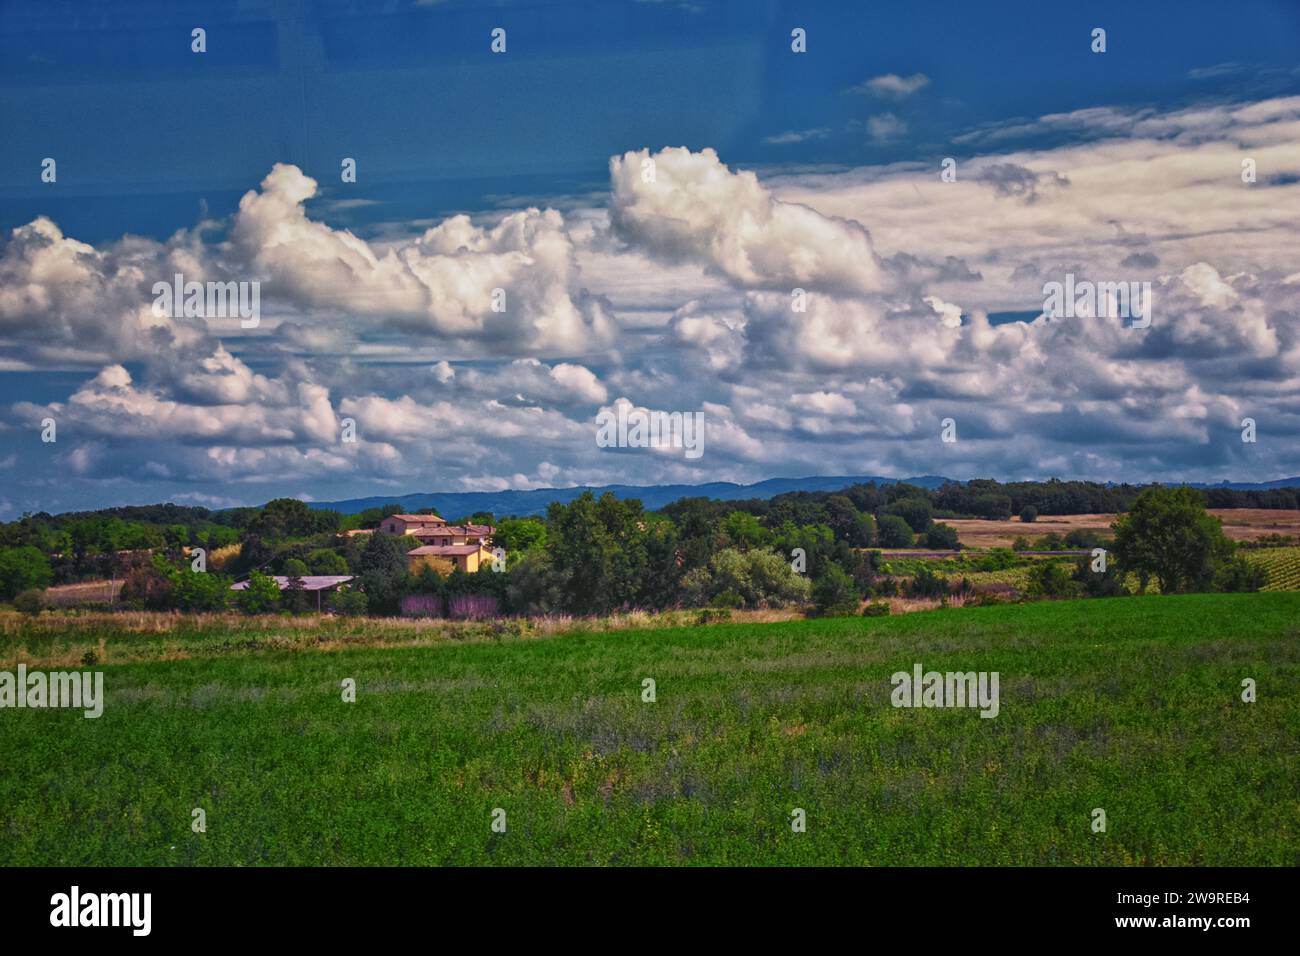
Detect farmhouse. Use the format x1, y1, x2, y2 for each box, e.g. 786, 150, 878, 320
230, 574, 355, 612
410, 523, 493, 546
378, 513, 447, 535
407, 543, 496, 575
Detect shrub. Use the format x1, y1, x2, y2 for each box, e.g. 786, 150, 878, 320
906, 565, 948, 599
694, 607, 732, 625
1064, 529, 1107, 550
13, 588, 45, 615
861, 601, 890, 617
1213, 555, 1267, 593
709, 588, 745, 609
1072, 556, 1127, 597
1026, 561, 1076, 598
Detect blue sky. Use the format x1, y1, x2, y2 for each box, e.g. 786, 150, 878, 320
2, 0, 1299, 514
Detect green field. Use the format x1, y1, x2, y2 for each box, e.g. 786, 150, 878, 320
2, 593, 1298, 865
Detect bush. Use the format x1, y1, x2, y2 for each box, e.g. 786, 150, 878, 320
1026, 561, 1077, 598
1213, 555, 1267, 593
1020, 506, 1038, 523
1011, 536, 1032, 552
1072, 556, 1128, 597
694, 607, 732, 625
906, 565, 949, 599
12, 588, 45, 615
236, 571, 280, 614
709, 588, 745, 609
331, 587, 368, 616
1064, 529, 1107, 550
861, 601, 890, 617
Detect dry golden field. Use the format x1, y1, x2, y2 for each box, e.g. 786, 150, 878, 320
945, 508, 1300, 549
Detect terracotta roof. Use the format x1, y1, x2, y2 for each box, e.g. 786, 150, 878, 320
388, 514, 446, 523
230, 575, 355, 591
410, 524, 494, 538
407, 544, 486, 556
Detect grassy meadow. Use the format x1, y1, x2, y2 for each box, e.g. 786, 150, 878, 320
2, 593, 1298, 866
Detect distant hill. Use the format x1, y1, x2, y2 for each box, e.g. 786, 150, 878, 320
307, 473, 1300, 517
308, 475, 952, 517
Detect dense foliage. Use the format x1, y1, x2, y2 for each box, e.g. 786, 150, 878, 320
1, 477, 1289, 616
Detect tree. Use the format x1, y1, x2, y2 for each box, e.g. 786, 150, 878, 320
248, 498, 319, 540
882, 497, 932, 533
1020, 506, 1038, 523
492, 517, 547, 554
358, 531, 412, 577
824, 495, 874, 547
770, 522, 836, 578
546, 492, 651, 615
236, 571, 281, 614
876, 514, 914, 548
720, 511, 768, 550
924, 523, 960, 550
283, 570, 311, 614
170, 567, 230, 611
1111, 486, 1236, 593
283, 557, 310, 577
503, 550, 563, 615
811, 563, 859, 617
745, 549, 812, 607
307, 549, 349, 575
0, 546, 53, 600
